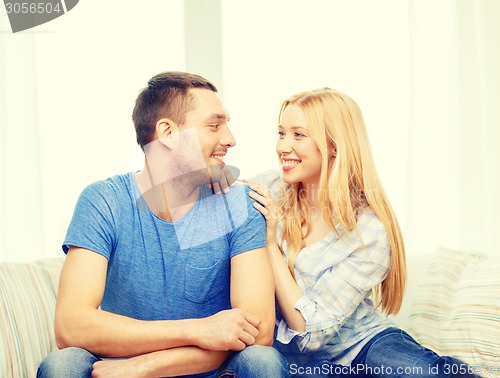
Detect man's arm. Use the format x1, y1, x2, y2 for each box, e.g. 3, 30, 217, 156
55, 247, 260, 358
91, 246, 276, 377
230, 246, 276, 346
92, 347, 230, 378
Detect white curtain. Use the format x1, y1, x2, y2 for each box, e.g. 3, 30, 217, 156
2, 1, 499, 262
407, 0, 500, 256
0, 16, 44, 262
0, 1, 185, 263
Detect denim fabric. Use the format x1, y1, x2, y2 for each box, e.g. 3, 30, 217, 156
217, 345, 290, 377
288, 328, 481, 377
274, 207, 394, 365
37, 345, 290, 378
37, 347, 98, 378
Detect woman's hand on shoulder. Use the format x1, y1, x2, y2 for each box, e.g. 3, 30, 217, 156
247, 182, 278, 245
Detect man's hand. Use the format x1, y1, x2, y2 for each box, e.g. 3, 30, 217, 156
92, 358, 149, 378
195, 308, 261, 351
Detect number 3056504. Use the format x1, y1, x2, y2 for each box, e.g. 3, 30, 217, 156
5, 2, 63, 14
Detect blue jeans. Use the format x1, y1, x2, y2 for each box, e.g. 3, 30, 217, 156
290, 328, 481, 378
37, 344, 289, 378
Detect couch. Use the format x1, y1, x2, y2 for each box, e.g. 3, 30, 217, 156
392, 247, 500, 377
1, 249, 499, 377
1, 257, 64, 377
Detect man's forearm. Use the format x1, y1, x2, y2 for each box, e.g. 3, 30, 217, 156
56, 306, 260, 358
55, 307, 203, 358
141, 347, 231, 377
93, 347, 231, 377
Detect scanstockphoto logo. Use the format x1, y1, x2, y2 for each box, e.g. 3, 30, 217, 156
4, 0, 79, 33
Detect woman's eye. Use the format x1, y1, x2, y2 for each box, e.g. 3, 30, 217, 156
209, 124, 219, 129
278, 131, 285, 137
295, 132, 305, 138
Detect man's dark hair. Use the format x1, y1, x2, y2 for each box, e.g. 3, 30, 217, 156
132, 71, 218, 149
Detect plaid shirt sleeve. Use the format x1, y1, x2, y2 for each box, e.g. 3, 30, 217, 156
276, 209, 391, 353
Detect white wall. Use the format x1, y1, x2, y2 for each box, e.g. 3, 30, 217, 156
407, 0, 500, 256
1, 0, 411, 261
1, 0, 185, 261
222, 0, 410, 238
7, 0, 493, 262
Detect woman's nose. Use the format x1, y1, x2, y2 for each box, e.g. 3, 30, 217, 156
276, 136, 292, 155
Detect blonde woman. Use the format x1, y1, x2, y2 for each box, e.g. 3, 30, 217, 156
248, 88, 479, 377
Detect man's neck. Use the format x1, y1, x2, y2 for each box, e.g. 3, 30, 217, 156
135, 168, 200, 222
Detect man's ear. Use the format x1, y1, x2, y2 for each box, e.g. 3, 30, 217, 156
156, 118, 178, 149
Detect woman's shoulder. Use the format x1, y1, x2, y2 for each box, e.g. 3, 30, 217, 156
356, 207, 385, 232
350, 207, 389, 250
249, 170, 282, 201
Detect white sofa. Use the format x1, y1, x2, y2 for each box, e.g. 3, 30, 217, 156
0, 257, 64, 377
1, 249, 499, 377
392, 248, 500, 377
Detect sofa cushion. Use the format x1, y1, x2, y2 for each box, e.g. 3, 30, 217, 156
0, 257, 64, 378
407, 247, 500, 377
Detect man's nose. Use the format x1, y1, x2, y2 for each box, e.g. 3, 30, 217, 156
221, 126, 236, 147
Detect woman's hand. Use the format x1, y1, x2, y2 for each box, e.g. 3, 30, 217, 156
247, 182, 278, 245
206, 164, 239, 194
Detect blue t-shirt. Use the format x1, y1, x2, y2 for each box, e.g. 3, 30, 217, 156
63, 172, 266, 321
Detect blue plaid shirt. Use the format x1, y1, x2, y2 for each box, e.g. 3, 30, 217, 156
251, 171, 395, 366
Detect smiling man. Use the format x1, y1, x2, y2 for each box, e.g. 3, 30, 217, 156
37, 72, 289, 378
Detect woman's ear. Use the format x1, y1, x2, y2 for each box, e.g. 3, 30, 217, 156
327, 140, 337, 160
328, 147, 337, 169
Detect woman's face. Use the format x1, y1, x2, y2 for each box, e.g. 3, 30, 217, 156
276, 104, 323, 186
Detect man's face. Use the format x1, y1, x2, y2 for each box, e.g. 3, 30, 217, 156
180, 88, 236, 169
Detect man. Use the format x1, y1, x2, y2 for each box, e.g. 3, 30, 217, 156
37, 72, 289, 377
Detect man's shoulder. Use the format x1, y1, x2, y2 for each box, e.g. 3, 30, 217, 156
228, 181, 251, 196
82, 172, 132, 194
78, 172, 134, 206
224, 182, 257, 213
197, 182, 264, 228
199, 181, 250, 205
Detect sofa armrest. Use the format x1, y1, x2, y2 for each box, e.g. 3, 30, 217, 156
405, 247, 500, 376
0, 257, 65, 377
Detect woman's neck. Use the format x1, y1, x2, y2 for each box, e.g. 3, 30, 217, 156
300, 181, 321, 209
300, 184, 334, 247
299, 181, 339, 244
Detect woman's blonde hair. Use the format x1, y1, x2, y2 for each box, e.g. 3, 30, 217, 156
277, 88, 406, 314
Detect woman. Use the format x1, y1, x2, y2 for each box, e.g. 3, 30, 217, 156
248, 88, 479, 377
